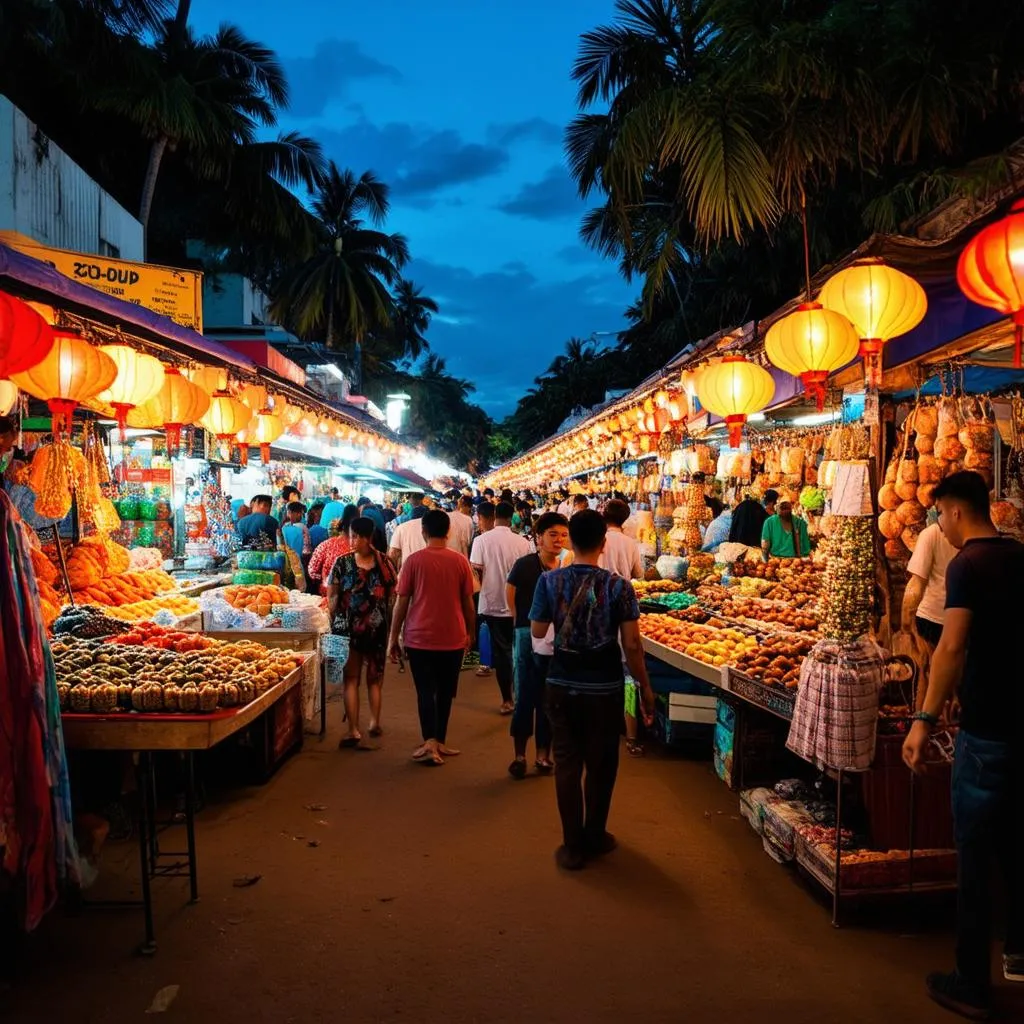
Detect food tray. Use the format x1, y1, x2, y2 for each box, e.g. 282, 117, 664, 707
725, 668, 796, 721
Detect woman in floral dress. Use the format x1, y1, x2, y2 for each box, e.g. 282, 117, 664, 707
328, 517, 397, 748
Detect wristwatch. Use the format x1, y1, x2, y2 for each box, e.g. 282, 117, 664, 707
912, 710, 939, 727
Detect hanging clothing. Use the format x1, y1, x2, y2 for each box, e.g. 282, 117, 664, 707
0, 490, 80, 929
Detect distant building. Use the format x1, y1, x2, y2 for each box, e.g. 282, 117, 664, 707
0, 95, 143, 260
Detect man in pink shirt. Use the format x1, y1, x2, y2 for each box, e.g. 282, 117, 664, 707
388, 510, 476, 767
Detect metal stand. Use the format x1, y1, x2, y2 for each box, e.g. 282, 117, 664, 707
82, 750, 199, 955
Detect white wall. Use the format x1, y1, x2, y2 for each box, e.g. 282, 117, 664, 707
0, 95, 143, 260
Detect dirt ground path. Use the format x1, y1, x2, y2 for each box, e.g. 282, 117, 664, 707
4, 664, 1016, 1023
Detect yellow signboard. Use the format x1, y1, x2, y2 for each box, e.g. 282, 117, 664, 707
0, 233, 203, 332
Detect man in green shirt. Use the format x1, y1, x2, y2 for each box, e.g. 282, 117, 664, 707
761, 498, 810, 559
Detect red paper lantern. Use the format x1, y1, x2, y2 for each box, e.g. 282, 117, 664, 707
957, 199, 1024, 367
0, 292, 54, 378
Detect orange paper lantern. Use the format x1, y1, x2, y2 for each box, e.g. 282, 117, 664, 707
201, 391, 251, 450
127, 366, 210, 455
11, 329, 117, 436
253, 408, 284, 464
957, 199, 1024, 367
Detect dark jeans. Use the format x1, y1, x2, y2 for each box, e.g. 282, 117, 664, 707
511, 627, 551, 750
482, 614, 514, 703
952, 730, 1023, 995
405, 648, 463, 743
546, 684, 624, 853
915, 615, 943, 647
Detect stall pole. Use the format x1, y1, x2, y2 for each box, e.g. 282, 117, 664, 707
135, 752, 157, 955
50, 526, 74, 606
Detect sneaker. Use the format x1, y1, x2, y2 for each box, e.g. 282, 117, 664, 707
926, 972, 992, 1021
507, 758, 527, 780
555, 845, 585, 871
584, 831, 618, 858
1004, 953, 1024, 982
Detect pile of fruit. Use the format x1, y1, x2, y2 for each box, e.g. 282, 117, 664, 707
631, 579, 687, 598
639, 614, 758, 666
732, 576, 776, 597
106, 620, 214, 650
731, 557, 821, 587
30, 547, 63, 628
52, 604, 127, 639
731, 635, 817, 689
687, 552, 717, 584
53, 626, 305, 714
107, 594, 200, 622
72, 569, 178, 607
221, 584, 290, 616
716, 596, 819, 634
667, 605, 713, 624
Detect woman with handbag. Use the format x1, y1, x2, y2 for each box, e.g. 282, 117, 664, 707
328, 517, 397, 749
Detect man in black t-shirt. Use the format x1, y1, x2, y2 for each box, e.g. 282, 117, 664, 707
903, 471, 1024, 1019
504, 512, 569, 780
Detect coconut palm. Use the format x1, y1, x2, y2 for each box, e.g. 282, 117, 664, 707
96, 12, 299, 227
386, 280, 438, 363
269, 165, 410, 359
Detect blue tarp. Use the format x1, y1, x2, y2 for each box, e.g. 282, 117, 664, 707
893, 366, 1024, 399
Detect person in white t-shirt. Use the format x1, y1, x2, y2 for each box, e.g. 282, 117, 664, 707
902, 520, 958, 659
388, 512, 428, 571
598, 499, 643, 580
448, 495, 475, 559
470, 501, 530, 713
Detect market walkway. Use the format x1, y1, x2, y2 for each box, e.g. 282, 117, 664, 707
5, 667, 1014, 1024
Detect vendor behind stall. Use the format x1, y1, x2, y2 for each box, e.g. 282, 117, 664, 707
729, 490, 774, 548
761, 498, 810, 559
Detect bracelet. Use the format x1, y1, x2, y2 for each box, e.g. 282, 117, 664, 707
912, 710, 939, 727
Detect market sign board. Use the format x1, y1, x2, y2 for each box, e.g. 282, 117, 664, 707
0, 233, 203, 331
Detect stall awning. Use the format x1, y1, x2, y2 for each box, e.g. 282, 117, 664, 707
0, 242, 256, 371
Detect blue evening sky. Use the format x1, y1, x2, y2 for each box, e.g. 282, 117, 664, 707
189, 0, 636, 418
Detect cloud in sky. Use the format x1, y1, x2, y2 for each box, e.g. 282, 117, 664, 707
283, 40, 401, 118
407, 257, 634, 417
487, 118, 564, 147
498, 164, 582, 220
317, 120, 508, 203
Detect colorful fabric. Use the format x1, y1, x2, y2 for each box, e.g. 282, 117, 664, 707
329, 551, 397, 676
308, 535, 353, 583
0, 491, 79, 929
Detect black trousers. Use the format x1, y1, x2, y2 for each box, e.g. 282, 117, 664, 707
545, 684, 624, 853
405, 648, 463, 743
482, 614, 514, 703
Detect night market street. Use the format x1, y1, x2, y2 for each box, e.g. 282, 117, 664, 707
4, 666, 1005, 1024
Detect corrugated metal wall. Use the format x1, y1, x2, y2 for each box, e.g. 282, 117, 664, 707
0, 96, 143, 259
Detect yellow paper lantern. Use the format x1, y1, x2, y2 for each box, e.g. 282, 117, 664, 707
12, 329, 118, 436
764, 302, 860, 411
127, 366, 211, 454
0, 380, 17, 417
187, 365, 228, 394
694, 355, 775, 447
819, 258, 927, 388
201, 390, 251, 456
252, 408, 284, 464
95, 344, 165, 438
238, 383, 268, 412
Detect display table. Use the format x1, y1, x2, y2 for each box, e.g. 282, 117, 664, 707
63, 661, 307, 953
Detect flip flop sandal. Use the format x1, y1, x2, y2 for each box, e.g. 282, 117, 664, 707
368, 726, 384, 737
419, 752, 444, 766
339, 736, 361, 749
475, 667, 492, 677
626, 740, 644, 757
534, 759, 555, 773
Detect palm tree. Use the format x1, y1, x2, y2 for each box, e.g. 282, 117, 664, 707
97, 11, 296, 228
269, 165, 410, 381
386, 280, 438, 363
